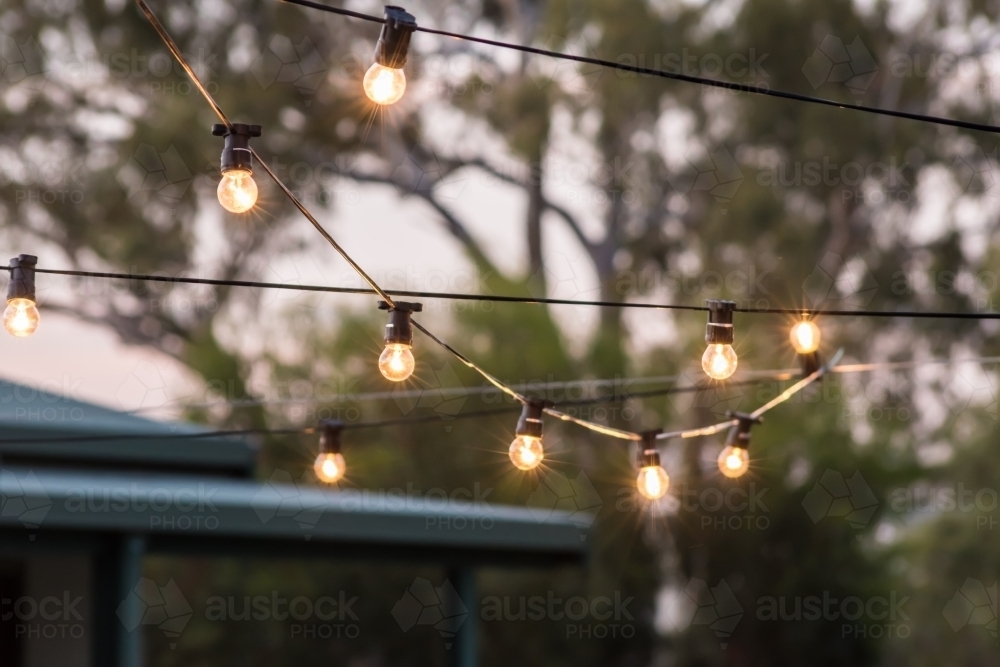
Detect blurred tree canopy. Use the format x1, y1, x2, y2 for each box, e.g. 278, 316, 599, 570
4, 0, 1000, 664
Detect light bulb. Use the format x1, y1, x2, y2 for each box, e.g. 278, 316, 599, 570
718, 445, 750, 479
702, 343, 738, 380
789, 320, 821, 354
379, 343, 415, 382
636, 465, 670, 500
4, 298, 40, 337
509, 436, 544, 471
313, 452, 346, 484
363, 63, 407, 105
217, 169, 258, 213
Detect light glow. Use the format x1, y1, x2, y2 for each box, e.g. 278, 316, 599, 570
379, 343, 415, 382
363, 63, 407, 105
509, 435, 544, 471
217, 169, 258, 213
4, 298, 40, 337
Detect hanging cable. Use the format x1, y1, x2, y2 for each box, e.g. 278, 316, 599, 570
133, 0, 395, 307
279, 0, 1000, 136
10, 264, 1000, 321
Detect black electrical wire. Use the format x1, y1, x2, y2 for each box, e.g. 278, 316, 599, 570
16, 264, 1000, 320
0, 375, 776, 445
279, 0, 1000, 136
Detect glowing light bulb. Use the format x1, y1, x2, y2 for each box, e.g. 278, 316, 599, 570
217, 169, 258, 213
717, 445, 750, 479
313, 452, 346, 484
636, 465, 670, 500
702, 344, 738, 380
509, 436, 544, 471
4, 298, 40, 337
789, 320, 821, 354
379, 343, 415, 381
363, 63, 407, 105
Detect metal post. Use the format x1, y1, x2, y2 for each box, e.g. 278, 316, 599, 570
447, 567, 478, 667
92, 534, 146, 667
118, 535, 146, 667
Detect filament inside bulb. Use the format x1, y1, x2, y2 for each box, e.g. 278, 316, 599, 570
702, 343, 738, 380
509, 436, 544, 471
379, 343, 415, 382
789, 320, 821, 354
4, 298, 40, 337
363, 63, 407, 105
717, 445, 750, 479
636, 465, 670, 500
313, 452, 346, 484
217, 169, 258, 213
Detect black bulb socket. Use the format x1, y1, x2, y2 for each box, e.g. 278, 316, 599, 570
705, 299, 735, 345
374, 6, 417, 69
515, 400, 551, 439
799, 351, 822, 377
7, 255, 37, 303
212, 123, 262, 174
724, 411, 762, 450
319, 420, 344, 455
637, 430, 662, 467
379, 301, 422, 346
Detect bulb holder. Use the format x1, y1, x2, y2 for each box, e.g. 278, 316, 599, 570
212, 123, 262, 174
374, 6, 417, 69
7, 255, 37, 302
319, 420, 344, 455
637, 430, 663, 467
638, 449, 661, 468
379, 301, 423, 346
705, 300, 736, 345
724, 411, 761, 450
799, 351, 822, 377
515, 400, 551, 439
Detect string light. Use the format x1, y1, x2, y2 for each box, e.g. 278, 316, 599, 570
717, 413, 759, 479
313, 420, 347, 483
378, 301, 422, 381
282, 0, 1000, 136
702, 300, 738, 380
509, 401, 549, 471
789, 318, 821, 354
4, 255, 40, 337
363, 6, 415, 105
636, 432, 669, 500
102, 1, 988, 501
212, 123, 261, 213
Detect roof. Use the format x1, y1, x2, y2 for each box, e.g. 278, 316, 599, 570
0, 379, 257, 477
0, 467, 590, 566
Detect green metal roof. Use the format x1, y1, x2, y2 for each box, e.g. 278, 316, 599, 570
0, 467, 590, 566
0, 379, 257, 477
